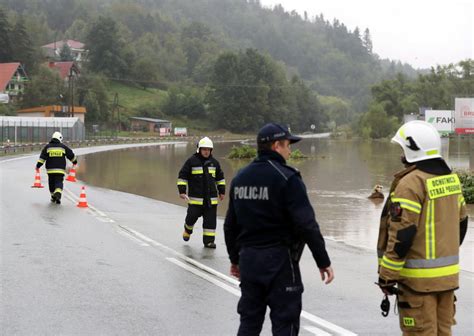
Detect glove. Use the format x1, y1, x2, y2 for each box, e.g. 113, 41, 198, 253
377, 277, 398, 295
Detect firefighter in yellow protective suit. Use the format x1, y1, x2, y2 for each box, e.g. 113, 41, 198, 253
377, 121, 468, 335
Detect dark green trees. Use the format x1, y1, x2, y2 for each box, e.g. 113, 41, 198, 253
85, 16, 130, 78
207, 49, 325, 132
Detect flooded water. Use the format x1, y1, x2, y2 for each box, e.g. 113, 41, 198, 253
76, 137, 473, 271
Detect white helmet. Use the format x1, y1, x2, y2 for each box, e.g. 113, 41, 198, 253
196, 136, 213, 153
52, 131, 63, 142
391, 121, 441, 163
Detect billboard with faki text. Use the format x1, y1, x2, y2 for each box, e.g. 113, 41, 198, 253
425, 110, 454, 134
454, 98, 474, 134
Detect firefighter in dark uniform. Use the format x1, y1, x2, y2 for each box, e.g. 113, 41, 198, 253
177, 137, 225, 248
224, 123, 334, 335
36, 131, 77, 204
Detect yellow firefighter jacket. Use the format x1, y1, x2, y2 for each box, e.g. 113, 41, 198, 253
377, 164, 467, 293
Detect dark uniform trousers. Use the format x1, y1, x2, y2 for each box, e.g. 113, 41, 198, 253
48, 173, 65, 196
237, 246, 303, 336
184, 204, 217, 244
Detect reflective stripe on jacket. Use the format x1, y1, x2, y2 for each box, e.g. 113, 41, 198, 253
377, 164, 467, 292
177, 153, 225, 206
36, 140, 77, 175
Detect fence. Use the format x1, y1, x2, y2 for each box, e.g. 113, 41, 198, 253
0, 117, 85, 144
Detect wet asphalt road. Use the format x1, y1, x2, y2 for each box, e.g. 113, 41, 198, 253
1, 143, 473, 335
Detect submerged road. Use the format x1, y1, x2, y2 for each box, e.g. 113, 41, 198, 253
1, 143, 473, 335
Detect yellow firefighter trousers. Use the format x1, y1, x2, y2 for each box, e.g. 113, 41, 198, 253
397, 284, 455, 336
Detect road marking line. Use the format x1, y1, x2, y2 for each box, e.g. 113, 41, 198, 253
126, 226, 356, 336
117, 228, 150, 246
0, 154, 36, 163
63, 188, 115, 223
301, 312, 357, 336
303, 325, 332, 336
118, 225, 240, 286
167, 257, 241, 296
303, 326, 332, 336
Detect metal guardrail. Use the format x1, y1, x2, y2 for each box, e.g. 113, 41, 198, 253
0, 135, 225, 156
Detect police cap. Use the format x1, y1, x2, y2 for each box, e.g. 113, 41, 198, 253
257, 123, 302, 144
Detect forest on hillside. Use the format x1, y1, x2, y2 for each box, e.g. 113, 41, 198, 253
0, 0, 471, 135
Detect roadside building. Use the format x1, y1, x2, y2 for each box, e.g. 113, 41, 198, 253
41, 40, 87, 63
0, 63, 28, 103
16, 105, 87, 123
0, 116, 85, 144
130, 117, 172, 135
46, 61, 80, 81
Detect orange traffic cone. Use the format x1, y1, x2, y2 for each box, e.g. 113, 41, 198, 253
31, 170, 44, 188
66, 165, 77, 182
77, 186, 89, 208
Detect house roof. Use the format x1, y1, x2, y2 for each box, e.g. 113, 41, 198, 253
130, 117, 171, 123
42, 40, 85, 50
17, 105, 87, 114
47, 61, 80, 79
0, 62, 21, 92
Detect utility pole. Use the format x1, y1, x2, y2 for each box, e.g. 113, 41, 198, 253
69, 68, 74, 117
112, 93, 120, 135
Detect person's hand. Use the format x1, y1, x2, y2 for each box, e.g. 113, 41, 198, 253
179, 193, 189, 201
230, 264, 240, 279
377, 277, 398, 296
219, 194, 225, 201
319, 266, 334, 284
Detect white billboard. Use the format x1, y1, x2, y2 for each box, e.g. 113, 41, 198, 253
174, 127, 187, 136
454, 98, 474, 134
425, 110, 454, 134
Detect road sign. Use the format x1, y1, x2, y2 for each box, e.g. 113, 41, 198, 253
454, 98, 474, 134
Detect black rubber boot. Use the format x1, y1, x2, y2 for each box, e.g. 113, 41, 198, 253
53, 192, 61, 205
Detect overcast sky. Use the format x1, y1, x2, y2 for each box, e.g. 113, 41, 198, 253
260, 0, 473, 69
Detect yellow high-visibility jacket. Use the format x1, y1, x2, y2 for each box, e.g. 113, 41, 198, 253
377, 163, 468, 292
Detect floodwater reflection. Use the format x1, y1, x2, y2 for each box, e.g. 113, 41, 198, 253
76, 138, 473, 271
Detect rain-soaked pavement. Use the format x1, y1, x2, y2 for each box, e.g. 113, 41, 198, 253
1, 141, 473, 335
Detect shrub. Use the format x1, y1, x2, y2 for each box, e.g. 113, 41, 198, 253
457, 170, 474, 204
228, 145, 257, 159
289, 149, 307, 159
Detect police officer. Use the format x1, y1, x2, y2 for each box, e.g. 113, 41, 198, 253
377, 121, 468, 335
224, 123, 334, 335
177, 137, 225, 248
36, 131, 78, 204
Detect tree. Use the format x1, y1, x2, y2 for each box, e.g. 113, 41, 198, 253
162, 86, 206, 119
207, 49, 316, 132
11, 16, 35, 71
291, 76, 326, 131
85, 16, 130, 78
59, 42, 73, 61
20, 65, 65, 108
363, 28, 373, 53
358, 103, 398, 139
0, 7, 13, 62
76, 73, 110, 123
